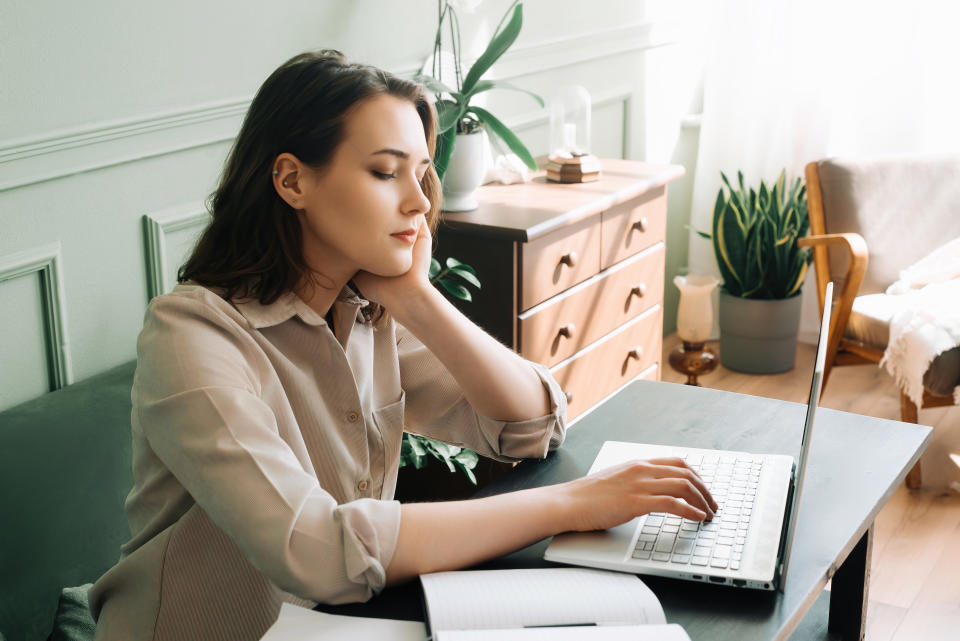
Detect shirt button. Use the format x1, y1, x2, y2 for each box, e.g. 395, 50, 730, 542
357, 480, 369, 492
346, 411, 360, 423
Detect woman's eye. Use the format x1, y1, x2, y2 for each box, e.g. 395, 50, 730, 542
372, 170, 396, 180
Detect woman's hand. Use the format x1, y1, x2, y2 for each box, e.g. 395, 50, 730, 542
558, 457, 718, 532
352, 214, 433, 311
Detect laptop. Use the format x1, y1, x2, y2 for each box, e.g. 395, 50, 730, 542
544, 282, 834, 591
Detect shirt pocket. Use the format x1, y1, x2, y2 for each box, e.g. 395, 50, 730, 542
372, 392, 405, 500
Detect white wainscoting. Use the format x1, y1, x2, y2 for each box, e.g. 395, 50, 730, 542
143, 204, 211, 300
0, 243, 73, 408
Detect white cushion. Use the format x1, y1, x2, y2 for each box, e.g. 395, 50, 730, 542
846, 293, 960, 397
846, 293, 901, 349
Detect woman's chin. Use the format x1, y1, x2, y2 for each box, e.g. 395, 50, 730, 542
367, 258, 413, 278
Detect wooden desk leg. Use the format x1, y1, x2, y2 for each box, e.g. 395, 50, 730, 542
828, 525, 873, 640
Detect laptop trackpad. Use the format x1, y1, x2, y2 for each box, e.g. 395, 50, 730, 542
546, 517, 641, 563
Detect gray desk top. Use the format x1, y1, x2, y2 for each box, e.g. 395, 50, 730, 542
319, 381, 932, 640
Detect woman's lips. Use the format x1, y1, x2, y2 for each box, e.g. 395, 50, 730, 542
391, 230, 417, 244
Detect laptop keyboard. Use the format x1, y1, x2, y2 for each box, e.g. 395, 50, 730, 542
631, 453, 763, 571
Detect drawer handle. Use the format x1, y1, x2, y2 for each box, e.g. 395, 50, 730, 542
559, 251, 578, 268
565, 391, 573, 404
630, 283, 647, 298
627, 346, 644, 360
557, 323, 576, 339
632, 217, 649, 233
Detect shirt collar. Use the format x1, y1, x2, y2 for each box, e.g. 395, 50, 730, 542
233, 286, 369, 330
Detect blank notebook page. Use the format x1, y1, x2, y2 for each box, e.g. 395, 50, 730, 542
420, 567, 666, 632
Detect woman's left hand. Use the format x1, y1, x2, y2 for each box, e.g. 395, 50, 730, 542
352, 214, 433, 312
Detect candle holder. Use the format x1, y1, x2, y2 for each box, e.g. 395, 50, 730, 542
670, 274, 720, 386
669, 341, 718, 386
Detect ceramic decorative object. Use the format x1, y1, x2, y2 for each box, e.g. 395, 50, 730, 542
442, 129, 488, 212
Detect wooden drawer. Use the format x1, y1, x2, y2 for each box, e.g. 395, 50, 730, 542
639, 363, 660, 382
519, 214, 601, 311
601, 186, 667, 269
518, 244, 665, 367
551, 306, 662, 421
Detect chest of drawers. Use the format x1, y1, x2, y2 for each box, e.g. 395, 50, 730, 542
435, 159, 684, 422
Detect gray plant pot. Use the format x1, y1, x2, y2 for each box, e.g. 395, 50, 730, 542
718, 291, 803, 374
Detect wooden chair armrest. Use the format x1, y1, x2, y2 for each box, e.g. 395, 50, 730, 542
797, 232, 868, 259
797, 233, 869, 385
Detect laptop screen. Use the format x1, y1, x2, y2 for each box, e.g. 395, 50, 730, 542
778, 281, 834, 585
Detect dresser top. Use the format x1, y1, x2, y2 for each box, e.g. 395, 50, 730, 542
438, 158, 684, 242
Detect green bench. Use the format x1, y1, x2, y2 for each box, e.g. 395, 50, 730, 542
0, 361, 136, 641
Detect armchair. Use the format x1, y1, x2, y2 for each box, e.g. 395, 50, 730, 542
798, 154, 960, 489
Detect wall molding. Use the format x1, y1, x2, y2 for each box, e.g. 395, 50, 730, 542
143, 203, 210, 301
0, 243, 73, 389
1, 20, 683, 192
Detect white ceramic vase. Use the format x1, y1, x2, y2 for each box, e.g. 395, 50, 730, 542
442, 130, 488, 212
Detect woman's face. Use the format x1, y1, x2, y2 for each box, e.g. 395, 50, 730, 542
291, 94, 433, 287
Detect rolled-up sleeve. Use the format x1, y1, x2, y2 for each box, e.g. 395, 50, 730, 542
136, 296, 399, 604
396, 324, 567, 461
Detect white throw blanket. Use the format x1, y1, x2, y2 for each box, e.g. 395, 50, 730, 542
879, 237, 960, 406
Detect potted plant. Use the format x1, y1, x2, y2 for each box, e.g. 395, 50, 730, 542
417, 0, 543, 211
695, 170, 813, 374
394, 256, 489, 503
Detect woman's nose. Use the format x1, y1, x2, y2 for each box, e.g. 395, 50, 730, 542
403, 179, 431, 216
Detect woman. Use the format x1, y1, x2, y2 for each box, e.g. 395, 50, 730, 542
90, 50, 716, 641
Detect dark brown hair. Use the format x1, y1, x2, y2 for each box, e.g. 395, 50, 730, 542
178, 50, 442, 308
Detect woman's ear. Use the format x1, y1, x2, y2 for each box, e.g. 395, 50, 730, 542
272, 153, 305, 208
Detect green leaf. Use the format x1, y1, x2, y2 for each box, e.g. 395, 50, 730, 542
720, 172, 736, 199
434, 127, 457, 180
435, 99, 464, 134
453, 449, 479, 485
429, 258, 441, 280
461, 3, 523, 96
405, 434, 429, 469
415, 74, 461, 99
715, 202, 742, 292
465, 79, 544, 107
466, 106, 537, 170
451, 267, 481, 289
711, 188, 738, 293
439, 279, 472, 301
454, 448, 479, 468
459, 464, 478, 485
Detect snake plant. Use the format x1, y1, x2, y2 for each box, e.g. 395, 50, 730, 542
695, 170, 812, 299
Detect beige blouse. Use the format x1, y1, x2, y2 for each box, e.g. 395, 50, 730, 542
89, 283, 567, 641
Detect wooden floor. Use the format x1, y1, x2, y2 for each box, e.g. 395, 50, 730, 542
661, 334, 960, 641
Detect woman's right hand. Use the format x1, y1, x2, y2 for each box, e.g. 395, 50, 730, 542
558, 457, 718, 533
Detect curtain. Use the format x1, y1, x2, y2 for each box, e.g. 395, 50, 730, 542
685, 0, 960, 488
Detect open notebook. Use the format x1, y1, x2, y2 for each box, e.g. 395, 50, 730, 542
420, 567, 690, 640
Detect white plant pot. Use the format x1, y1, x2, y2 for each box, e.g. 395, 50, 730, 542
442, 130, 488, 212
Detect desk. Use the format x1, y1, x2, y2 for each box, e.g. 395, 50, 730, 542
319, 381, 931, 640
